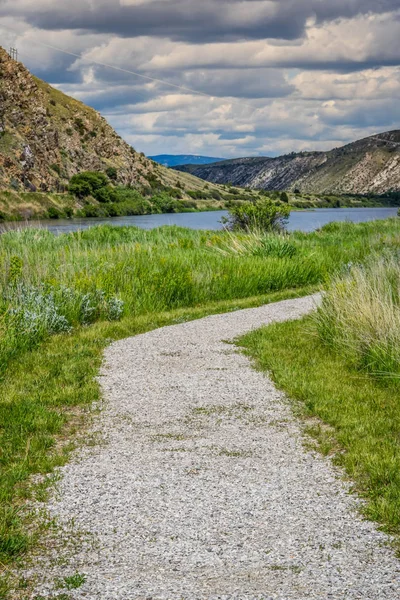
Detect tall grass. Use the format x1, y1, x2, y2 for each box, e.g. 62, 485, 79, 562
0, 219, 399, 378
314, 255, 400, 380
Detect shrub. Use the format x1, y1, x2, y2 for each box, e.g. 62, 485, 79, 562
151, 193, 180, 213
74, 118, 86, 136
280, 192, 290, 203
106, 167, 118, 181
93, 186, 116, 204
50, 163, 61, 176
64, 206, 74, 219
69, 171, 109, 198
214, 231, 297, 258
313, 255, 400, 381
0, 282, 124, 371
47, 206, 63, 219
223, 199, 291, 232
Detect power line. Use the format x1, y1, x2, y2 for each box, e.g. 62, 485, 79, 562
0, 22, 258, 111
9, 46, 18, 60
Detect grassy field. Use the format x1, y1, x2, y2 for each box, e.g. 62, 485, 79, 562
240, 252, 400, 547
1, 217, 400, 596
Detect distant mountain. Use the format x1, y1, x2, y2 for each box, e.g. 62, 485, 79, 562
174, 131, 400, 195
150, 155, 225, 167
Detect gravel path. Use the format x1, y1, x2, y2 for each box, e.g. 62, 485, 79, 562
35, 295, 400, 599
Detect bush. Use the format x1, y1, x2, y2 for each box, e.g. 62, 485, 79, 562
0, 282, 124, 372
69, 171, 109, 198
151, 192, 180, 213
223, 199, 291, 232
47, 206, 63, 219
106, 167, 118, 181
50, 163, 61, 176
214, 231, 297, 258
313, 255, 400, 381
93, 186, 117, 204
280, 192, 289, 203
77, 204, 103, 218
74, 118, 86, 136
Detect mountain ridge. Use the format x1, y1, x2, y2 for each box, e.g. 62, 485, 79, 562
174, 131, 400, 194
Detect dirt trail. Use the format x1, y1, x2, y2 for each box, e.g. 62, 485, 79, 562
33, 295, 400, 599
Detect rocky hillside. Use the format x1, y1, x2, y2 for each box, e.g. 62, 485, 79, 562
0, 47, 216, 196
174, 132, 400, 195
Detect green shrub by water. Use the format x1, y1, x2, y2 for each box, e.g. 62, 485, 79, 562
223, 198, 291, 232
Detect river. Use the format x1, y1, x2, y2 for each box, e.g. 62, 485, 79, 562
1, 207, 398, 234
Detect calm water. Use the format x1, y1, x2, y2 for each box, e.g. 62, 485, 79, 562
2, 207, 398, 235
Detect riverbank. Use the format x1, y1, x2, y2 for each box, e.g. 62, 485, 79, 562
1, 218, 400, 596
0, 188, 398, 223
0, 189, 227, 222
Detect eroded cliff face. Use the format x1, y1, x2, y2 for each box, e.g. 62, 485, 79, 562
0, 47, 156, 192
175, 132, 400, 194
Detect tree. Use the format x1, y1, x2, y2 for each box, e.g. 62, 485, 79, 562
106, 167, 118, 181
280, 191, 290, 203
68, 171, 109, 198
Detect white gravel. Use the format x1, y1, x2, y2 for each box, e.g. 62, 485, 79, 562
34, 294, 400, 599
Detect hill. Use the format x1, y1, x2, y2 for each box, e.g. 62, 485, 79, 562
174, 132, 400, 195
0, 47, 234, 219
150, 155, 225, 167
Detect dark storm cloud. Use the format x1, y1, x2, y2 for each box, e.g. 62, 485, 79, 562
1, 0, 399, 43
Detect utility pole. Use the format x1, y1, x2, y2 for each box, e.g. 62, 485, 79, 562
9, 47, 18, 61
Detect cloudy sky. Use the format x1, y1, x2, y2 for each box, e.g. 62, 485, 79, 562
0, 0, 399, 158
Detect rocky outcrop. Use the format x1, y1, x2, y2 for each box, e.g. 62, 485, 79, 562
0, 47, 159, 192
174, 132, 400, 194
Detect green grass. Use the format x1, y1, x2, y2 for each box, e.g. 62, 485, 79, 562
1, 219, 399, 379
1, 218, 400, 596
313, 255, 400, 380
55, 572, 86, 590
239, 316, 400, 544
